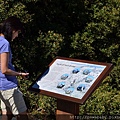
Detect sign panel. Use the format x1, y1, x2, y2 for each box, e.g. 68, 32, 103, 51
28, 57, 113, 104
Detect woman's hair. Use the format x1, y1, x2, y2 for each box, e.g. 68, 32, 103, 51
0, 16, 24, 41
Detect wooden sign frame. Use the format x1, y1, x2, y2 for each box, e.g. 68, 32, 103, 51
28, 56, 113, 104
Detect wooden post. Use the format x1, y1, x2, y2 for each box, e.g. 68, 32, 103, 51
56, 99, 79, 120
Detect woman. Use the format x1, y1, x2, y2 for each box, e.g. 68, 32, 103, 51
0, 16, 29, 120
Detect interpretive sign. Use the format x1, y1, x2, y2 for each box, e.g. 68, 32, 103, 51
29, 56, 113, 104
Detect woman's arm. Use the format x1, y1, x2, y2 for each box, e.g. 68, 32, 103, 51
0, 52, 29, 77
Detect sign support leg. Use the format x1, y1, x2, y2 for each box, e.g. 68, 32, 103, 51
56, 99, 79, 120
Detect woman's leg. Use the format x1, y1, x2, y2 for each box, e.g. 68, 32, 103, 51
2, 110, 14, 120
1, 110, 8, 120
1, 99, 14, 120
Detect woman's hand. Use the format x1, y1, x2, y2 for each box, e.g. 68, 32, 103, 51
19, 72, 29, 79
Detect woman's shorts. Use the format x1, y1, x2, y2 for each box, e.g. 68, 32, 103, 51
0, 87, 27, 115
